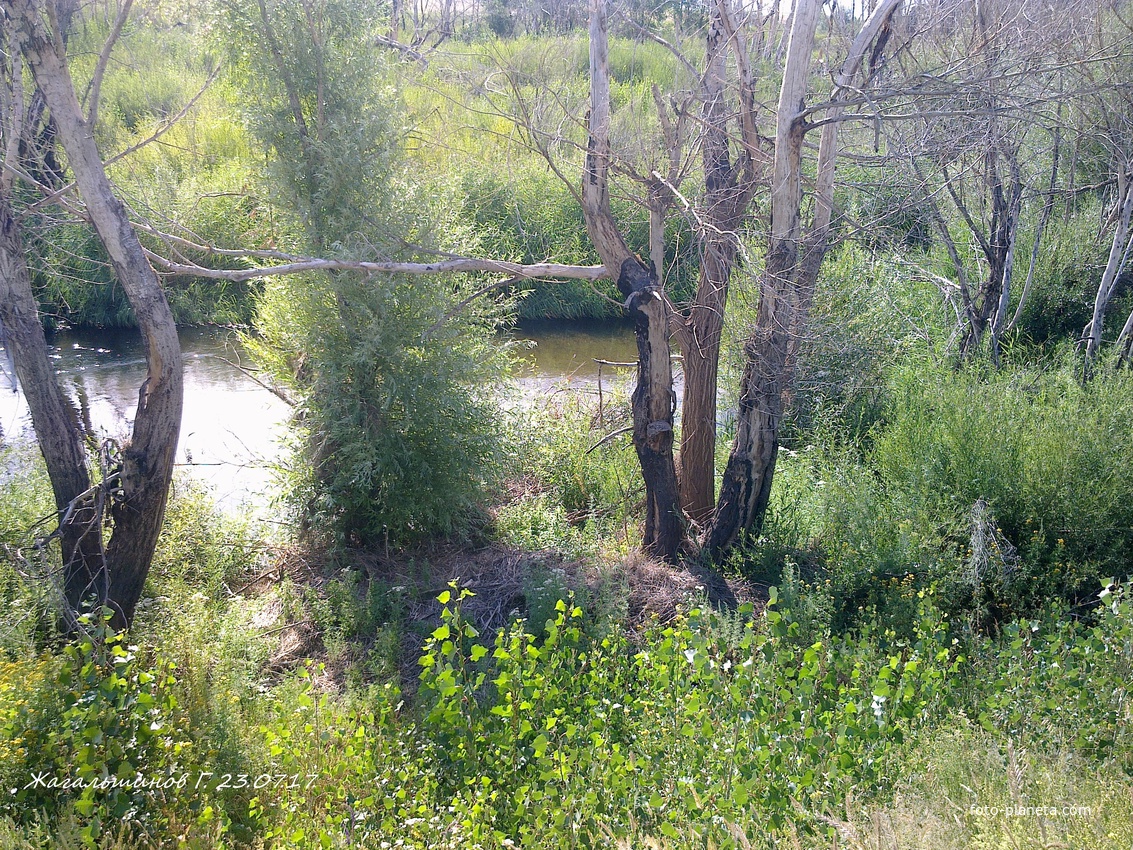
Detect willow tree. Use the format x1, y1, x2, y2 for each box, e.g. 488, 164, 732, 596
3, 0, 183, 629
213, 0, 520, 545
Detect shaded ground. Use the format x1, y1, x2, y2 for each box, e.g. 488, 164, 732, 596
240, 539, 768, 693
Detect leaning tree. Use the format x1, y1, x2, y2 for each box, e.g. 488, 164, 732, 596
2, 0, 183, 630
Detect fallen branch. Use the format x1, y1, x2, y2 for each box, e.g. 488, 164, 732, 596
143, 248, 608, 284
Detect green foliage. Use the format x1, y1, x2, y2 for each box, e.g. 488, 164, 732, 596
1010, 200, 1132, 348
2, 554, 1130, 849
0, 611, 204, 846
875, 359, 1133, 618
213, 0, 402, 251
457, 166, 624, 320
23, 13, 263, 329
146, 476, 263, 597
251, 270, 509, 545
783, 244, 951, 446
503, 389, 642, 552
0, 445, 59, 654
227, 584, 959, 848
732, 354, 1133, 633
972, 580, 1133, 766
216, 0, 514, 545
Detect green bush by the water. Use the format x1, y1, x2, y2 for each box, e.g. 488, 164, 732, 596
740, 356, 1133, 633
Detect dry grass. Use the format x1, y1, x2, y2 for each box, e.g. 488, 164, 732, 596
247, 537, 767, 692
812, 725, 1133, 850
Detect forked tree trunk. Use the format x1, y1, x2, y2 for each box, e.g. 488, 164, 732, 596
705, 0, 901, 558
674, 3, 755, 526
704, 0, 820, 557
10, 0, 183, 629
584, 0, 683, 560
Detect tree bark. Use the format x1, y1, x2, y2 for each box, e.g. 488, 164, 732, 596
705, 0, 820, 558
0, 190, 105, 612
674, 7, 735, 526
10, 0, 183, 629
705, 0, 901, 558
1083, 164, 1133, 363
674, 0, 765, 526
584, 0, 683, 561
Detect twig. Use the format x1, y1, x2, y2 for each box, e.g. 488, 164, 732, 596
259, 618, 315, 638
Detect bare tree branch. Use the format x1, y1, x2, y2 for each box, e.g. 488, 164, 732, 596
85, 0, 133, 124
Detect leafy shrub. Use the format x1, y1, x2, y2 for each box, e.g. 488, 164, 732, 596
251, 271, 510, 546
874, 359, 1133, 618
972, 580, 1133, 766
0, 612, 204, 846
217, 0, 516, 545
234, 584, 958, 848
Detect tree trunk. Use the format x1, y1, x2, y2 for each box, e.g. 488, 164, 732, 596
673, 0, 765, 527
675, 8, 736, 526
0, 190, 105, 613
1083, 165, 1133, 363
705, 0, 819, 557
705, 0, 901, 558
11, 0, 183, 629
1116, 302, 1133, 366
705, 243, 796, 556
584, 0, 683, 560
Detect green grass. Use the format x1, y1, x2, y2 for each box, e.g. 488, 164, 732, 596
1, 426, 1130, 848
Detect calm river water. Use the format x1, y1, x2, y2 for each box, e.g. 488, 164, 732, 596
0, 323, 639, 511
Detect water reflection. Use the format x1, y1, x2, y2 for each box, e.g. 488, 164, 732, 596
1, 322, 645, 511
1, 327, 290, 513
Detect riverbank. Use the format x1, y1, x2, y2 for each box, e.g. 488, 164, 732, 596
1, 320, 641, 514
1, 430, 1129, 847
4, 321, 1133, 849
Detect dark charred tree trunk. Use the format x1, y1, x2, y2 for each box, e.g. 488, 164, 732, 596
704, 243, 796, 556
585, 0, 683, 561
9, 0, 183, 630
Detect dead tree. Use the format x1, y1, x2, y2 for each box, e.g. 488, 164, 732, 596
705, 0, 903, 556
5, 0, 183, 630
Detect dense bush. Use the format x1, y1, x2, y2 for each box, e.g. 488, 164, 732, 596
0, 612, 205, 846
230, 586, 962, 847
252, 271, 510, 545
216, 0, 516, 545
875, 358, 1133, 617
733, 355, 1133, 632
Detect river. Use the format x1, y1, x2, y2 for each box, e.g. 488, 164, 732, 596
0, 323, 639, 512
